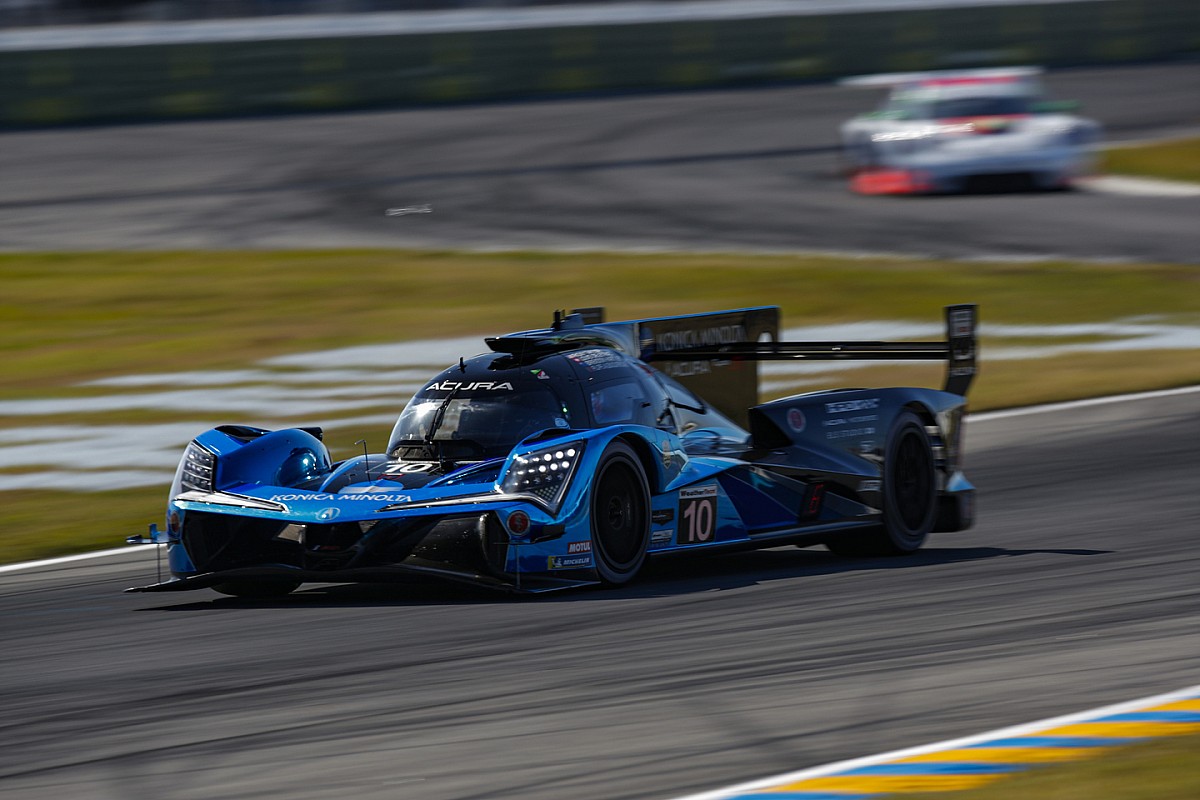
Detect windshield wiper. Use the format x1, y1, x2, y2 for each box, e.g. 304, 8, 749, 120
424, 386, 460, 470
425, 386, 460, 444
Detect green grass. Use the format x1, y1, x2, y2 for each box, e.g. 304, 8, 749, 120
3, 250, 1198, 393
2, 250, 1199, 566
1103, 137, 1200, 184
889, 731, 1200, 800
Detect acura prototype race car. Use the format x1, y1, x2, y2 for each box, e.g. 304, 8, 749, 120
127, 305, 977, 597
839, 66, 1101, 194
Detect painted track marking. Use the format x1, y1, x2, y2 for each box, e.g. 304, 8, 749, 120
669, 685, 1200, 800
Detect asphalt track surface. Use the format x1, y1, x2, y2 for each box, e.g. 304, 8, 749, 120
1, 62, 1198, 260
1, 391, 1197, 800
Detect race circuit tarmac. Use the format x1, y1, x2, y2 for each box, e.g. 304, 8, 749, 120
0, 61, 1197, 260
0, 391, 1197, 800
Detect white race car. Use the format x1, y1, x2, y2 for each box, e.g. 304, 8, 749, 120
839, 67, 1101, 194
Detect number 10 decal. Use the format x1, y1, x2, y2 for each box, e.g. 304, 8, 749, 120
679, 484, 718, 543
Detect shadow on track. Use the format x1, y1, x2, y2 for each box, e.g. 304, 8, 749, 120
140, 545, 1110, 611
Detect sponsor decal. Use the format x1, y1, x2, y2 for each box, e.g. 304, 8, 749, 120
662, 360, 712, 378
554, 418, 570, 428
826, 427, 876, 440
650, 529, 674, 546
427, 380, 513, 392
507, 510, 531, 535
316, 507, 340, 521
653, 324, 748, 353
787, 407, 806, 433
566, 349, 624, 371
660, 442, 683, 469
680, 485, 717, 500
531, 369, 551, 380
269, 493, 413, 503
651, 508, 675, 524
548, 554, 591, 570
951, 308, 974, 338
679, 484, 718, 543
567, 540, 591, 554
825, 398, 880, 414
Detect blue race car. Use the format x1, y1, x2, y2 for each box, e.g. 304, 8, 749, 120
126, 305, 977, 597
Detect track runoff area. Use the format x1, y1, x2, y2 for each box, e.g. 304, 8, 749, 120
4, 386, 1198, 798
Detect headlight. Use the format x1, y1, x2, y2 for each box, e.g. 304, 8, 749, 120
178, 442, 216, 493
499, 441, 584, 513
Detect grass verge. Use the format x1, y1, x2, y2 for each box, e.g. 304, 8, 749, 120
3, 251, 1199, 393
889, 731, 1200, 800
1103, 136, 1200, 184
2, 250, 1198, 566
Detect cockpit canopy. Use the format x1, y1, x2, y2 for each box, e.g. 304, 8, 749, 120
387, 348, 691, 461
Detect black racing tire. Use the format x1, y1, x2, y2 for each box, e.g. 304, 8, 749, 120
826, 410, 937, 557
212, 580, 301, 598
589, 440, 651, 586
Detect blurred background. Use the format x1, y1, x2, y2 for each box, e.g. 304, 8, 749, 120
1, 4, 1199, 800
2, 0, 1197, 126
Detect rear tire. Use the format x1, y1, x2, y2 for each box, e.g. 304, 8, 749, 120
590, 441, 650, 586
826, 410, 937, 557
212, 580, 300, 598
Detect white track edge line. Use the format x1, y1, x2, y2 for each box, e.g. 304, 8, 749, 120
3, 385, 1196, 576
970, 384, 1199, 422
668, 683, 1200, 800
0, 545, 152, 574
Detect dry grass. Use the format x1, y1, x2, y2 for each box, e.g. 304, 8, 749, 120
889, 731, 1200, 800
1103, 137, 1200, 184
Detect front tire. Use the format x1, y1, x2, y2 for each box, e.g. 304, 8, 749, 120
589, 441, 651, 586
826, 410, 937, 557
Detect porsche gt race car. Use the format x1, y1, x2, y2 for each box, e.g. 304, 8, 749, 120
839, 67, 1101, 194
126, 304, 977, 596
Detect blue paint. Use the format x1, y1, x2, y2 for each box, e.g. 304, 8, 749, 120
836, 762, 1025, 776
1095, 711, 1200, 723
724, 794, 876, 800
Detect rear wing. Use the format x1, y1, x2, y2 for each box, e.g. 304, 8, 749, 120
488, 305, 976, 426
646, 304, 978, 399
488, 306, 780, 427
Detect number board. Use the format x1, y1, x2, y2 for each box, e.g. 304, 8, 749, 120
678, 484, 718, 544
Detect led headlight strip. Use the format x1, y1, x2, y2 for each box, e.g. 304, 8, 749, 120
179, 442, 216, 493
498, 441, 585, 514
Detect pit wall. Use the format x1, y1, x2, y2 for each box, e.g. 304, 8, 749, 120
2, 0, 1196, 126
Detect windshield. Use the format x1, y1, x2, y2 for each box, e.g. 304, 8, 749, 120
389, 388, 575, 461
930, 96, 1030, 118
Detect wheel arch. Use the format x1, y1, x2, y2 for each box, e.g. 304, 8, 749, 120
614, 432, 663, 494
901, 400, 947, 478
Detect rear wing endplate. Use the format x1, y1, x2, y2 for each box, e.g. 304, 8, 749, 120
647, 304, 977, 397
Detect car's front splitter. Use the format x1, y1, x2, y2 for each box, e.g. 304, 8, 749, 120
125, 561, 598, 595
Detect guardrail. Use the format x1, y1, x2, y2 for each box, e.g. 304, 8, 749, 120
1, 0, 1196, 126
